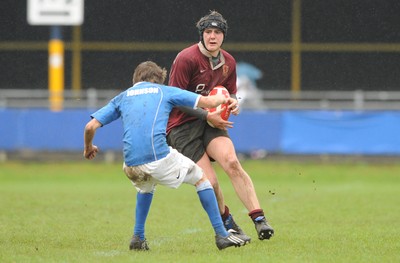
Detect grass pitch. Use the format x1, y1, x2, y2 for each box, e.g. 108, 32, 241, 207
0, 159, 399, 262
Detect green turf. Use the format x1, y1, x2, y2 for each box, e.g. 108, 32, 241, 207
1, 160, 399, 263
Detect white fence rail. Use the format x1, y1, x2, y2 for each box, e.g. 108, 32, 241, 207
1, 89, 400, 110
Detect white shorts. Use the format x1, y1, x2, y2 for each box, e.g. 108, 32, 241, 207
123, 148, 203, 193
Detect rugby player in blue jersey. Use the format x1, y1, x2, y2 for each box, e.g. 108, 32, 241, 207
83, 61, 250, 250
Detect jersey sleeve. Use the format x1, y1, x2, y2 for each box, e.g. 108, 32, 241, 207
166, 85, 200, 109
91, 95, 121, 126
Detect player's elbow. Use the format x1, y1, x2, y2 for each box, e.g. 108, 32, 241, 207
85, 119, 101, 133
85, 122, 95, 133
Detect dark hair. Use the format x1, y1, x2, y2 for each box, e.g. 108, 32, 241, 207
132, 61, 167, 84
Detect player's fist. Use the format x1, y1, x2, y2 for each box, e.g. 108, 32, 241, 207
84, 145, 99, 160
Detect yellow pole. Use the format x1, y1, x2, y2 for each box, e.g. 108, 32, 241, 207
291, 0, 301, 95
49, 27, 64, 111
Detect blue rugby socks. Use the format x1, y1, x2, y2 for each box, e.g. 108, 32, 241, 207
134, 181, 229, 239
134, 192, 153, 240
196, 180, 229, 237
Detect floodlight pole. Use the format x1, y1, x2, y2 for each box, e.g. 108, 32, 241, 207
49, 25, 64, 111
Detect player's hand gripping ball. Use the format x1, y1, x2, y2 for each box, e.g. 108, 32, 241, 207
206, 86, 231, 128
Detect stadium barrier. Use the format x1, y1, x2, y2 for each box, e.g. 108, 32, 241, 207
1, 108, 400, 155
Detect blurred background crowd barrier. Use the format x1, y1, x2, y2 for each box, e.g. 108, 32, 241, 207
1, 0, 399, 158
1, 109, 400, 157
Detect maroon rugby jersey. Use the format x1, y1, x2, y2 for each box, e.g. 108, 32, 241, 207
167, 43, 237, 133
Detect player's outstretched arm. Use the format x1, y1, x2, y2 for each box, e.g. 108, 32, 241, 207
83, 118, 101, 160
198, 94, 231, 109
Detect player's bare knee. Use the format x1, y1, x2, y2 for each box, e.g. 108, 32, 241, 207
224, 157, 241, 174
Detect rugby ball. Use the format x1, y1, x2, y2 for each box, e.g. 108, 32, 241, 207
206, 86, 231, 127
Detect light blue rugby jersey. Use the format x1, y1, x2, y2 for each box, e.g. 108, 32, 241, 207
91, 82, 200, 166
